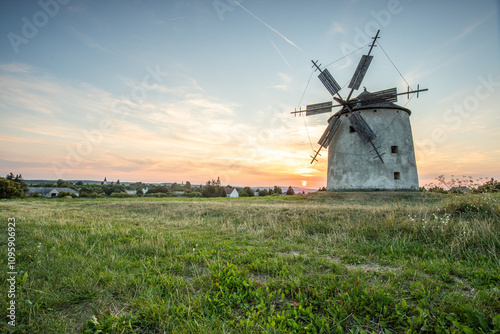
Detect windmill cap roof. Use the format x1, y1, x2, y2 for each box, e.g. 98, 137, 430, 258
352, 89, 411, 115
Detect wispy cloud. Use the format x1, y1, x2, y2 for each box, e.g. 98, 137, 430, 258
0, 63, 319, 185
268, 72, 293, 91
450, 12, 495, 42
327, 22, 345, 37
446, 12, 494, 45
59, 22, 112, 54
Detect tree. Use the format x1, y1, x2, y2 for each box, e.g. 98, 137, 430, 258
102, 184, 126, 196
7, 173, 28, 193
258, 189, 269, 197
286, 186, 295, 196
202, 184, 217, 197
273, 186, 283, 195
202, 179, 226, 198
0, 178, 23, 199
146, 185, 170, 195
55, 178, 74, 189
76, 181, 84, 186
136, 186, 144, 196
185, 181, 191, 190
243, 187, 254, 197
116, 179, 120, 185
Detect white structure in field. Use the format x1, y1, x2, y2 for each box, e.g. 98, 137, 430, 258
326, 91, 419, 190
225, 187, 239, 198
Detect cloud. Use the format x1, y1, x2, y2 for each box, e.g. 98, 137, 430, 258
328, 22, 345, 37
449, 12, 494, 43
59, 22, 112, 54
268, 72, 293, 91
0, 63, 322, 185
439, 12, 495, 49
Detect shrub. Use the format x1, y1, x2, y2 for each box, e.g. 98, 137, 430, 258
474, 178, 500, 193
0, 178, 23, 199
441, 193, 499, 217
145, 193, 170, 198
110, 192, 133, 198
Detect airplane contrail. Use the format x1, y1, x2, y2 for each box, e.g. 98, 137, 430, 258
232, 0, 302, 52
270, 39, 291, 68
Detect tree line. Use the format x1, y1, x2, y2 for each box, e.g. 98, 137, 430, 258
0, 172, 301, 199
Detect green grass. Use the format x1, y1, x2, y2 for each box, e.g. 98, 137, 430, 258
0, 192, 499, 333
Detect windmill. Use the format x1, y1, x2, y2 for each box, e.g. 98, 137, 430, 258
292, 30, 428, 190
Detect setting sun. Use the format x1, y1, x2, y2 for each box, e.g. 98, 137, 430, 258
301, 180, 307, 187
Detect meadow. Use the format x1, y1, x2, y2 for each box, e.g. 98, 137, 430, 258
0, 191, 499, 333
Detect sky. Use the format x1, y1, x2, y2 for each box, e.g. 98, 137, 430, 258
0, 0, 499, 189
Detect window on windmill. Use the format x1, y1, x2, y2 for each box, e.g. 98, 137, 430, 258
349, 126, 355, 133
394, 172, 401, 180
391, 146, 398, 153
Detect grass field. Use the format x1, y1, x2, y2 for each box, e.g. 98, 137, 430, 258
1, 192, 499, 333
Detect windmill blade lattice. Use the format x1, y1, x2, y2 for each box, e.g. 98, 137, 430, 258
318, 68, 342, 97
306, 101, 333, 116
359, 87, 398, 105
348, 55, 373, 90
318, 116, 342, 148
347, 111, 377, 144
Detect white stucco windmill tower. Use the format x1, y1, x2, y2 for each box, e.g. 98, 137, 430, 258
292, 30, 427, 191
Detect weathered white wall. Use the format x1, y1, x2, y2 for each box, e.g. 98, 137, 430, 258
327, 107, 419, 191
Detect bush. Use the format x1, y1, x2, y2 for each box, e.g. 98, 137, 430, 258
0, 178, 23, 199
110, 192, 133, 198
441, 193, 499, 217
145, 193, 170, 198
57, 191, 71, 198
474, 178, 500, 193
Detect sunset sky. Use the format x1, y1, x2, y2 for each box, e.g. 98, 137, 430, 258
1, 0, 499, 189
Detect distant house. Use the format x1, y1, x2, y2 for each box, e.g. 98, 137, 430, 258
26, 187, 79, 198
449, 186, 470, 193
125, 190, 137, 195
225, 187, 239, 198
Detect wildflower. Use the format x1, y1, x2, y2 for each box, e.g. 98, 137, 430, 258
293, 302, 299, 307
365, 269, 370, 273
